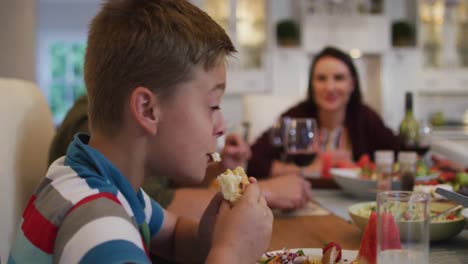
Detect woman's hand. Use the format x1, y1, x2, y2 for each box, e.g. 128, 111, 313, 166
259, 174, 313, 211
206, 178, 273, 263
221, 133, 251, 169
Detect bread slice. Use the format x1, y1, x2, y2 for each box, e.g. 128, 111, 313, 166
217, 167, 250, 203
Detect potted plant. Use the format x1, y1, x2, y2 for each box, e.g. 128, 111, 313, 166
392, 21, 416, 47
276, 19, 300, 47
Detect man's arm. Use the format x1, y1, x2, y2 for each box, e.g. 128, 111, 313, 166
166, 188, 216, 220
149, 209, 205, 262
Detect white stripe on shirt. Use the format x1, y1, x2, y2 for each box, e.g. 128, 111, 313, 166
58, 216, 144, 264
141, 190, 152, 223
48, 165, 99, 204
117, 191, 134, 218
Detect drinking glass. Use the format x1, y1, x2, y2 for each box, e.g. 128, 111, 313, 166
283, 118, 319, 169
377, 191, 430, 264
418, 119, 432, 156
269, 117, 289, 153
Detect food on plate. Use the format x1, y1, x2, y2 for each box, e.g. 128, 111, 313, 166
355, 212, 401, 264
322, 242, 342, 263
258, 243, 345, 264
210, 152, 222, 162
334, 153, 468, 196
413, 184, 454, 200
355, 201, 463, 223
257, 249, 315, 264
217, 167, 249, 202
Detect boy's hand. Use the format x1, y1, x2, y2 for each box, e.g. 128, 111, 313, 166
221, 134, 251, 169
198, 192, 224, 258
207, 178, 273, 263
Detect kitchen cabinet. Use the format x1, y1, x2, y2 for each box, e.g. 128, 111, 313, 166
191, 0, 269, 94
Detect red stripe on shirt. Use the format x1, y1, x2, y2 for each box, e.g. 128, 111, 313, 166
22, 195, 36, 219
21, 196, 58, 254
21, 192, 121, 254
141, 238, 150, 258
66, 192, 122, 216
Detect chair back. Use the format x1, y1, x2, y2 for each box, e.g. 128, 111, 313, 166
0, 78, 54, 261
242, 94, 302, 144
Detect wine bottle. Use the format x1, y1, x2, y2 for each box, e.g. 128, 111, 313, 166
399, 92, 420, 150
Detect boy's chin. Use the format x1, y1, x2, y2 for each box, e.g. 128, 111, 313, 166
172, 170, 205, 185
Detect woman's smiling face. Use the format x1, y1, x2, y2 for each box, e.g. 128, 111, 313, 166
311, 56, 354, 113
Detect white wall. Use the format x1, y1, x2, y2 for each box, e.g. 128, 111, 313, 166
36, 0, 100, 99
32, 0, 426, 131
0, 0, 36, 81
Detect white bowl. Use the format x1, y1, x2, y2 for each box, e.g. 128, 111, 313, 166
462, 208, 468, 228
330, 168, 400, 200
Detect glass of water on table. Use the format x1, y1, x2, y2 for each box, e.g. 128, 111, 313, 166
377, 191, 430, 264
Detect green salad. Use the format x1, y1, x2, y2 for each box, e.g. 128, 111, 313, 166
356, 203, 462, 223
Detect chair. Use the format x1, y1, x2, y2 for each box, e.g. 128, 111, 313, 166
0, 78, 55, 261
242, 94, 302, 144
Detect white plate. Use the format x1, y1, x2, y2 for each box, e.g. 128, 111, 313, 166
259, 248, 358, 263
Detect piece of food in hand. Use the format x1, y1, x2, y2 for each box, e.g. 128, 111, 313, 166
210, 152, 222, 162
217, 167, 250, 203
322, 242, 342, 263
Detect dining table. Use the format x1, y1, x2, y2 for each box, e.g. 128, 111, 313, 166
269, 188, 468, 264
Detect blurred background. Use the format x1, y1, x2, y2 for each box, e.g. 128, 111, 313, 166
1, 0, 468, 143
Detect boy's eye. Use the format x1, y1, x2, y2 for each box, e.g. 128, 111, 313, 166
211, 106, 221, 111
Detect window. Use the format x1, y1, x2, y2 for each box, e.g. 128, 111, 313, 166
203, 0, 266, 69
48, 42, 86, 124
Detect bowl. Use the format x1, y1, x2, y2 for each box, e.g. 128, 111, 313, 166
462, 208, 468, 228
330, 168, 400, 200
348, 201, 466, 241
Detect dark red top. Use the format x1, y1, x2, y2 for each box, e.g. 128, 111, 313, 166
246, 101, 401, 178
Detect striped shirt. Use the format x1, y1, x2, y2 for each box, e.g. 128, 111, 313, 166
8, 133, 164, 264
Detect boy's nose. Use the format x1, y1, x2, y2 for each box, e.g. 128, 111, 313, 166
214, 115, 226, 138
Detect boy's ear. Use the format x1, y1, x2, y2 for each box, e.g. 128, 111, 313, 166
129, 86, 160, 135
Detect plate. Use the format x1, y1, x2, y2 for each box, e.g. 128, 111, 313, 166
259, 248, 357, 263
348, 201, 466, 241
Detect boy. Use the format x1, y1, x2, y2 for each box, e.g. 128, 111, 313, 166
8, 0, 272, 263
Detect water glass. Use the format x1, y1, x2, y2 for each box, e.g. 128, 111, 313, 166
377, 191, 430, 264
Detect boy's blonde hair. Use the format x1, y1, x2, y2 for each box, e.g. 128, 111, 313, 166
84, 0, 235, 136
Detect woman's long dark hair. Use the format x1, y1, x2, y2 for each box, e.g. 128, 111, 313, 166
306, 46, 362, 115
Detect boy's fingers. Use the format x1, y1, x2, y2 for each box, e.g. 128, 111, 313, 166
205, 192, 224, 216
259, 195, 268, 208
242, 182, 262, 203
248, 177, 257, 184
218, 200, 231, 213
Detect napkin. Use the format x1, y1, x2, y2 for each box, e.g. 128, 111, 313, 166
274, 201, 330, 217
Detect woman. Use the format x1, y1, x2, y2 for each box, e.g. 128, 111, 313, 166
247, 46, 401, 178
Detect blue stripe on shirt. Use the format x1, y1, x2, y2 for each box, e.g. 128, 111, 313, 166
8, 221, 52, 264
79, 240, 150, 264
148, 198, 164, 238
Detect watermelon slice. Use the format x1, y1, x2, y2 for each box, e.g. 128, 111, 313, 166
381, 212, 402, 250
355, 212, 402, 264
